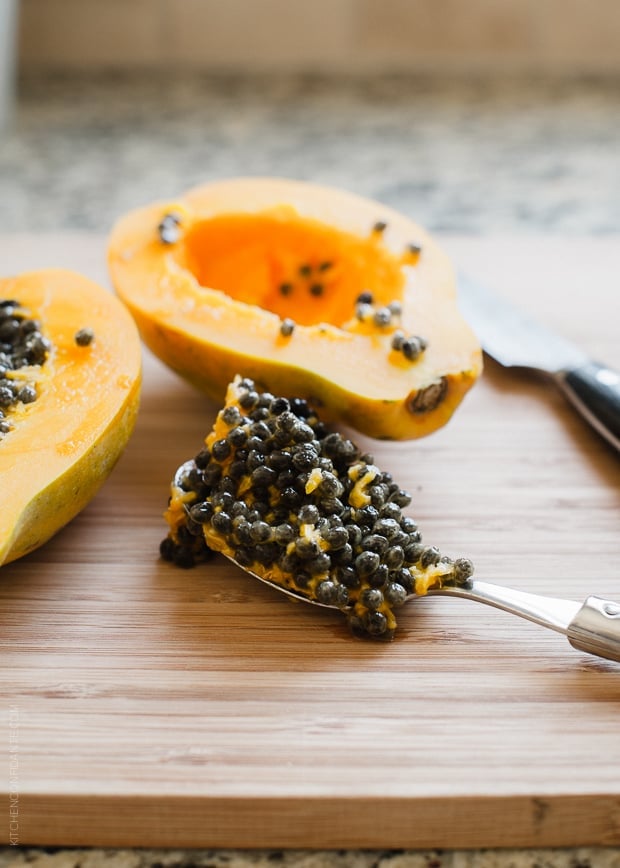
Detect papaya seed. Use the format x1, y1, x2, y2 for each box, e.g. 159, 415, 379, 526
280, 318, 295, 337
74, 327, 95, 347
373, 306, 392, 328
158, 212, 182, 245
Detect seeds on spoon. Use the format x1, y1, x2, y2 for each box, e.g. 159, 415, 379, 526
161, 375, 473, 639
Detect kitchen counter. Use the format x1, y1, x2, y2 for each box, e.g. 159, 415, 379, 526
1, 71, 619, 235
2, 846, 620, 868
1, 72, 620, 868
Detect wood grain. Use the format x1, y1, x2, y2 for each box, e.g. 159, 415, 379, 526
1, 234, 619, 849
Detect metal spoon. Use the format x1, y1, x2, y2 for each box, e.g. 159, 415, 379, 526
173, 463, 620, 663
228, 554, 620, 663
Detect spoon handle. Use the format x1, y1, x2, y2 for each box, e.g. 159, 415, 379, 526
429, 580, 620, 663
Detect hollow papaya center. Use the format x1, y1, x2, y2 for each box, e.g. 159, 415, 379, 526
181, 211, 406, 327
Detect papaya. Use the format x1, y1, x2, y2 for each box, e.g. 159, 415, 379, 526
108, 177, 481, 440
0, 269, 142, 566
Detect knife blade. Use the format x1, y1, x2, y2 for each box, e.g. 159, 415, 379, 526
457, 272, 620, 452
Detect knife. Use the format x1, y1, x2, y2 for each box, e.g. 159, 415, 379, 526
457, 272, 620, 452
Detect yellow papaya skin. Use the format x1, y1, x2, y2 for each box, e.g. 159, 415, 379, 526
108, 177, 481, 440
0, 269, 142, 566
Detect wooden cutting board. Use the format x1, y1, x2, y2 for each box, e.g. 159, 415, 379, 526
1, 234, 619, 850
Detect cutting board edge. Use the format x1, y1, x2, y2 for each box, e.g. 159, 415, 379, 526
5, 791, 620, 849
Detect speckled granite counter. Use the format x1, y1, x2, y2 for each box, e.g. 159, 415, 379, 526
1, 72, 620, 868
3, 846, 620, 868
2, 847, 620, 868
1, 72, 620, 234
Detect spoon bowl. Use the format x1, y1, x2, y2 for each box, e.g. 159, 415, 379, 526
224, 550, 620, 663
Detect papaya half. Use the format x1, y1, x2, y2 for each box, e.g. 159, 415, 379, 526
0, 269, 142, 566
108, 177, 481, 440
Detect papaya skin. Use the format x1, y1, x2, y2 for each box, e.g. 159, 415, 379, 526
108, 177, 481, 440
0, 269, 142, 566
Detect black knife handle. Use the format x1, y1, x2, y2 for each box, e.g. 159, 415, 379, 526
554, 362, 620, 452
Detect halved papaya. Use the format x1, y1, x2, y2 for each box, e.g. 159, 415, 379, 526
0, 269, 142, 566
108, 177, 481, 440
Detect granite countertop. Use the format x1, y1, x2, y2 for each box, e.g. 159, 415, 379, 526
2, 846, 620, 868
1, 71, 619, 235
1, 72, 620, 868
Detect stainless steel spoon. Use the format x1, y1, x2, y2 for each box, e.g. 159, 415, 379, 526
229, 555, 620, 663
